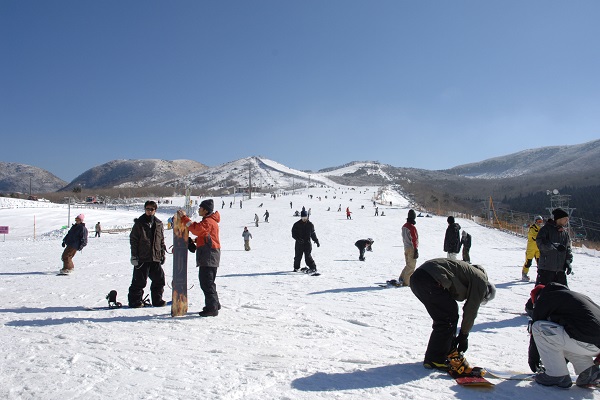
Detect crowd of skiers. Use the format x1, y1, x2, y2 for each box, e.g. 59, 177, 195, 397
59, 195, 598, 388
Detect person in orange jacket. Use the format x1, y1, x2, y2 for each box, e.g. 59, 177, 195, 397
177, 199, 221, 317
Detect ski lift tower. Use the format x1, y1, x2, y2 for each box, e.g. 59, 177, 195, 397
546, 189, 576, 235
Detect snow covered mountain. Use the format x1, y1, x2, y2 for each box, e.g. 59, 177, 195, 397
0, 162, 67, 194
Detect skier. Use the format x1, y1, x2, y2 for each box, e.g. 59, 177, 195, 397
460, 231, 471, 263
528, 283, 600, 388
291, 210, 320, 274
398, 209, 419, 286
535, 208, 573, 286
242, 227, 252, 251
59, 214, 88, 274
263, 210, 269, 222
355, 238, 374, 261
128, 201, 167, 308
522, 215, 543, 281
178, 199, 221, 317
443, 216, 461, 260
410, 258, 495, 374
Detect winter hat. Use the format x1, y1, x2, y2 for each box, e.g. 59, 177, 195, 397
447, 216, 455, 224
300, 210, 308, 217
530, 284, 545, 305
552, 208, 568, 220
408, 209, 416, 220
76, 214, 85, 222
199, 199, 214, 214
482, 282, 496, 305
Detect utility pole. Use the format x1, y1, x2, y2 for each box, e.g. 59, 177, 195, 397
248, 162, 252, 200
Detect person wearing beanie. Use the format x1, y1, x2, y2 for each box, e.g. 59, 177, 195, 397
410, 258, 495, 372
177, 199, 221, 317
355, 238, 374, 261
521, 215, 544, 281
128, 200, 167, 308
59, 213, 88, 274
535, 208, 573, 286
443, 216, 461, 260
528, 283, 600, 388
292, 209, 320, 273
398, 209, 419, 286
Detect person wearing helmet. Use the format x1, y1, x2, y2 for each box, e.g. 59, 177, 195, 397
522, 215, 544, 281
355, 238, 374, 261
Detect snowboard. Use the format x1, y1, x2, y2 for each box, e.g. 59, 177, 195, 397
299, 267, 320, 276
171, 213, 189, 317
378, 279, 405, 288
448, 369, 494, 387
486, 369, 535, 381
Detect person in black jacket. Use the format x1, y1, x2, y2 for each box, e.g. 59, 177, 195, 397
528, 283, 600, 388
292, 210, 320, 273
128, 201, 167, 308
535, 208, 573, 286
59, 213, 88, 274
443, 216, 461, 260
355, 238, 374, 261
460, 231, 471, 263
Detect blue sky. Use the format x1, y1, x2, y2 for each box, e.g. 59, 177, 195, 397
1, 1, 599, 182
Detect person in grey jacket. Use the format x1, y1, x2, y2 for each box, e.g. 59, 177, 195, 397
410, 258, 495, 373
535, 208, 573, 286
128, 201, 167, 308
59, 213, 88, 274
242, 227, 252, 251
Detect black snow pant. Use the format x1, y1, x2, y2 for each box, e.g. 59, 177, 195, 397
293, 241, 316, 270
356, 244, 366, 260
410, 267, 458, 364
199, 266, 220, 311
128, 261, 165, 306
535, 269, 568, 286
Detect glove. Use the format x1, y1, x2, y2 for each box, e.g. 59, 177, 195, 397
528, 335, 542, 373
315, 241, 320, 247
413, 248, 419, 259
565, 262, 572, 275
556, 244, 566, 252
452, 332, 469, 353
62, 242, 66, 248
130, 256, 139, 266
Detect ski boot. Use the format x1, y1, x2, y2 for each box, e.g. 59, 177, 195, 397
447, 350, 485, 377
521, 272, 530, 282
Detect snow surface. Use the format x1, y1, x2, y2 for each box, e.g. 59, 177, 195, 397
1, 186, 599, 400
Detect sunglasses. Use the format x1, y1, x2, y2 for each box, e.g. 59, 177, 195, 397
145, 208, 156, 211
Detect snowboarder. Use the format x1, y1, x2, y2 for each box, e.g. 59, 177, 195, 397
522, 215, 543, 281
460, 231, 471, 263
374, 207, 379, 216
355, 238, 374, 261
263, 210, 269, 222
254, 213, 259, 227
128, 201, 167, 308
528, 283, 600, 388
443, 216, 461, 260
291, 210, 320, 274
94, 222, 101, 238
242, 227, 252, 251
178, 199, 221, 317
410, 258, 495, 373
346, 207, 352, 220
398, 209, 419, 286
535, 208, 573, 286
59, 214, 88, 274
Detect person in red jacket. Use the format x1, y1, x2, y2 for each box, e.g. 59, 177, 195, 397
177, 199, 221, 317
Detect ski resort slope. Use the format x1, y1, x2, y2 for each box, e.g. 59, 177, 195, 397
1, 187, 599, 400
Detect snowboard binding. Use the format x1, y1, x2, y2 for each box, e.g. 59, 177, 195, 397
447, 350, 485, 377
106, 290, 123, 309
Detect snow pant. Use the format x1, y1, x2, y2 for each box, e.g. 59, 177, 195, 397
535, 269, 568, 286
199, 266, 220, 311
244, 240, 250, 251
356, 244, 366, 261
446, 252, 458, 260
61, 246, 78, 270
128, 262, 165, 306
399, 247, 417, 286
410, 267, 458, 363
294, 241, 316, 270
462, 247, 470, 263
522, 256, 539, 275
532, 320, 600, 377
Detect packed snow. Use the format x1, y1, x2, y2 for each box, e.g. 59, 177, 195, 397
1, 186, 599, 399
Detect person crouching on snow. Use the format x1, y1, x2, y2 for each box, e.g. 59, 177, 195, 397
355, 238, 374, 261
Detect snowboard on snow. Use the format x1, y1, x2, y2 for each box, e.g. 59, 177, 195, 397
299, 267, 320, 276
378, 279, 405, 288
448, 368, 494, 387
171, 213, 189, 317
